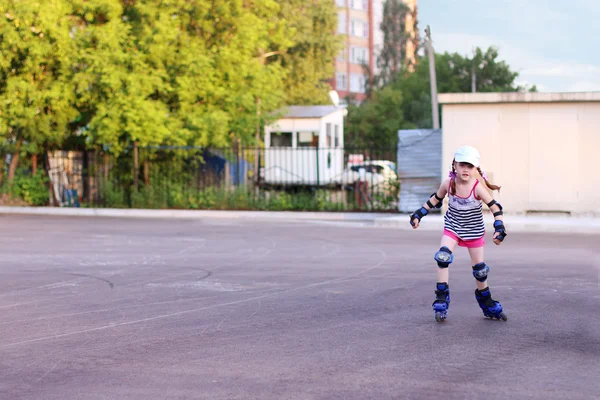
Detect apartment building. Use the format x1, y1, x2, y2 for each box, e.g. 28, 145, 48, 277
332, 0, 416, 103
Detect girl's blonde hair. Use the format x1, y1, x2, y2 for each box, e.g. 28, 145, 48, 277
449, 160, 501, 194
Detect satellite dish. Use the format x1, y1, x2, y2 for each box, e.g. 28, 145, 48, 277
329, 90, 340, 107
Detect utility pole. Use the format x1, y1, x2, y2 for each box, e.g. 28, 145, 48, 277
471, 48, 477, 92
424, 25, 440, 129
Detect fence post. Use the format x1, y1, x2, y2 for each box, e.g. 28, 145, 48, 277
133, 141, 139, 191
103, 152, 109, 181
234, 139, 240, 189
257, 150, 261, 187
315, 146, 320, 187
236, 147, 240, 188
83, 150, 90, 204
143, 159, 149, 187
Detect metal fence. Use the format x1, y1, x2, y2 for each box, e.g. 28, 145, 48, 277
45, 146, 400, 212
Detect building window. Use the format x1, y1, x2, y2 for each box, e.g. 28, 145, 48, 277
338, 12, 346, 34
270, 132, 292, 147
336, 0, 346, 7
351, 0, 366, 11
336, 73, 347, 90
298, 131, 319, 148
350, 73, 366, 93
337, 47, 346, 61
350, 47, 369, 65
351, 19, 368, 38
334, 125, 340, 148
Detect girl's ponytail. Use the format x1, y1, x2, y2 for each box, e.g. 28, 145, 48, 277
477, 167, 501, 192
449, 163, 457, 194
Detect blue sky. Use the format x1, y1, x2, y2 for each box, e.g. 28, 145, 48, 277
417, 0, 600, 92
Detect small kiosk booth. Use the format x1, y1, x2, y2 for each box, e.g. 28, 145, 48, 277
263, 105, 346, 186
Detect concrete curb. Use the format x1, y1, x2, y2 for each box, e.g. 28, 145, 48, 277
0, 206, 599, 234
371, 214, 600, 234
0, 206, 390, 221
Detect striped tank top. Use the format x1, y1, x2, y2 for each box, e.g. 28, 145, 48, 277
444, 179, 485, 240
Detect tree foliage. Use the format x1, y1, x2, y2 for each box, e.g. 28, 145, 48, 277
346, 46, 537, 147
0, 0, 538, 169
345, 85, 405, 148
0, 0, 77, 179
375, 0, 410, 87
274, 0, 342, 105
0, 0, 340, 166
69, 0, 293, 152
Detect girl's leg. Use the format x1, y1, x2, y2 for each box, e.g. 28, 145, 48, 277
432, 235, 459, 321
467, 246, 487, 290
468, 246, 507, 320
438, 235, 458, 283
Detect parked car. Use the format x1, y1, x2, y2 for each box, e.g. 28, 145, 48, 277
341, 160, 399, 193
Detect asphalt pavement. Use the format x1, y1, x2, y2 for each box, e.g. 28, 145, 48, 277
0, 214, 598, 399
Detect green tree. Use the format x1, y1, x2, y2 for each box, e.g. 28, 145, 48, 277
0, 0, 77, 181
375, 0, 410, 87
458, 47, 520, 93
68, 0, 170, 154
69, 0, 293, 152
347, 45, 537, 147
275, 0, 343, 105
395, 46, 536, 128
345, 85, 405, 148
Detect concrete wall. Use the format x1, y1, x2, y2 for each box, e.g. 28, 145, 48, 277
439, 94, 600, 216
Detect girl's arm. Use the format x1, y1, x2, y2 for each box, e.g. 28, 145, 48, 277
475, 183, 507, 244
436, 178, 450, 202
475, 184, 502, 221
410, 178, 450, 228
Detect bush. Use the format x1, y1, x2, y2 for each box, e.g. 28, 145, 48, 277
10, 171, 50, 206
94, 178, 396, 212
130, 184, 167, 209
101, 181, 129, 208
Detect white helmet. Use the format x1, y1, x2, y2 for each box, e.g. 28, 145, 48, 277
453, 145, 480, 167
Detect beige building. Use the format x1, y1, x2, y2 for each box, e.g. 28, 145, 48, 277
333, 0, 417, 103
438, 92, 600, 216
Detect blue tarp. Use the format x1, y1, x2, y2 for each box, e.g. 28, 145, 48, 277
202, 150, 252, 186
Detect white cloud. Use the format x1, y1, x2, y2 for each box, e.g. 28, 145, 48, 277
524, 63, 600, 77
567, 81, 600, 92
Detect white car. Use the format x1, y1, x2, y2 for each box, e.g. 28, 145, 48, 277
341, 160, 398, 190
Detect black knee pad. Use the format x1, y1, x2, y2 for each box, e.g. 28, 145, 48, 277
472, 262, 490, 282
434, 246, 454, 268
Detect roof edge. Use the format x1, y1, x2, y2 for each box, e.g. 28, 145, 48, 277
272, 105, 348, 119
438, 91, 600, 105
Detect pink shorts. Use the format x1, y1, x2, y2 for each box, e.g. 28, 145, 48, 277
443, 229, 485, 248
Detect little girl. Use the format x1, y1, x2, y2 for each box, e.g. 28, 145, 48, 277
409, 145, 508, 322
